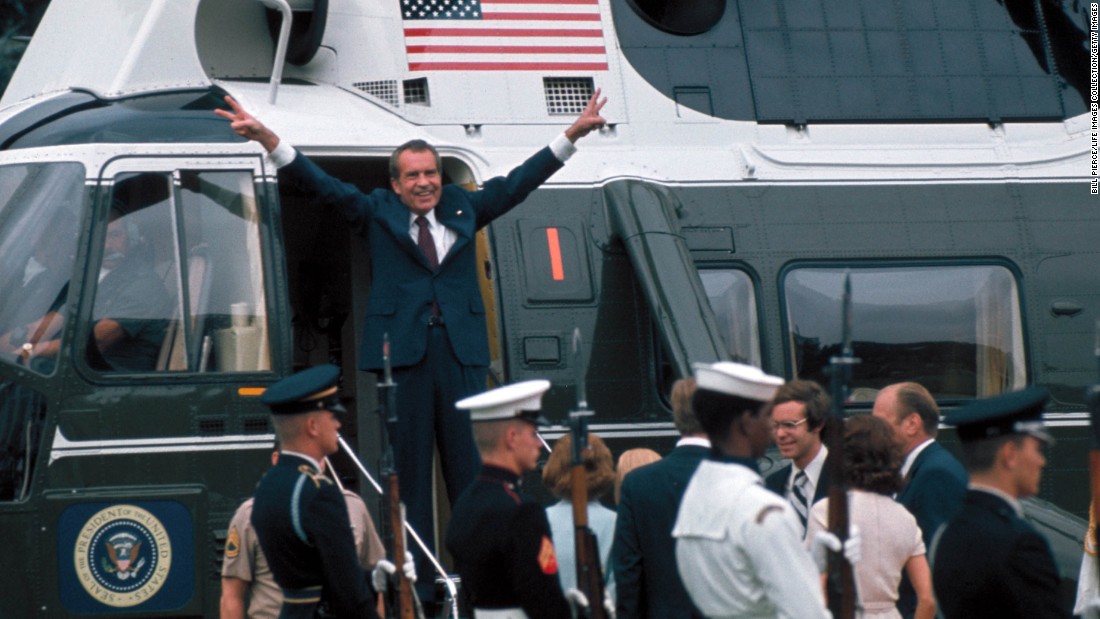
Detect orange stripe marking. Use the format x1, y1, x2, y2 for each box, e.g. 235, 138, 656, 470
546, 228, 564, 281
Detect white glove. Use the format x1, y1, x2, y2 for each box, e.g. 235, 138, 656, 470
564, 587, 614, 618
811, 524, 861, 572
564, 587, 589, 610
371, 552, 416, 592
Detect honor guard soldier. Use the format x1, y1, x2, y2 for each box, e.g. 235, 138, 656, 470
444, 380, 573, 619
673, 362, 839, 619
931, 386, 1069, 619
251, 364, 382, 619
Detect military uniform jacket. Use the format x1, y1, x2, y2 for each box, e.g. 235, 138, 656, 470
279, 147, 563, 371
673, 458, 829, 619
250, 453, 377, 619
931, 488, 1068, 619
611, 444, 708, 619
444, 465, 571, 619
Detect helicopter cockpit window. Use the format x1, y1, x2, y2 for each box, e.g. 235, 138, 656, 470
782, 265, 1026, 401
0, 163, 84, 375
89, 170, 270, 374
700, 269, 761, 366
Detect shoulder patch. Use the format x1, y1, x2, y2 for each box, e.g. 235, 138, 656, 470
755, 505, 784, 524
225, 526, 241, 559
538, 536, 558, 575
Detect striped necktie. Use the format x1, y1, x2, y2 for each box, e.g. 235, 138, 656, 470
791, 469, 810, 532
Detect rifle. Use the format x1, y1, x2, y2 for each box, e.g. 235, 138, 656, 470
823, 273, 859, 619
379, 333, 417, 619
1086, 321, 1100, 590
567, 328, 607, 619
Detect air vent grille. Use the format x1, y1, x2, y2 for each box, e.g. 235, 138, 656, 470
403, 78, 430, 106
353, 80, 399, 107
543, 77, 594, 116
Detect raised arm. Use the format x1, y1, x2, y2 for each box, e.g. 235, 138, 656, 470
563, 89, 608, 144
215, 96, 281, 153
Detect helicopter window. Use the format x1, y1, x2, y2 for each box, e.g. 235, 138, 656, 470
624, 0, 726, 35
172, 171, 270, 373
0, 163, 84, 375
699, 269, 761, 366
781, 264, 1025, 401
88, 171, 270, 374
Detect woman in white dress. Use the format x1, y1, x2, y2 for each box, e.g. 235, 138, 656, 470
806, 414, 935, 619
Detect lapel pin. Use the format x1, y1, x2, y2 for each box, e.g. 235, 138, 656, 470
456, 210, 463, 215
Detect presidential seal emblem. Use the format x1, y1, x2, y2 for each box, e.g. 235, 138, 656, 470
74, 504, 172, 607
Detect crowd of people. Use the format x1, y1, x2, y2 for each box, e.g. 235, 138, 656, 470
222, 356, 1081, 619
214, 93, 1084, 619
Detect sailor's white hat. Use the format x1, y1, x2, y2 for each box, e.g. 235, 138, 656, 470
692, 361, 784, 403
456, 379, 552, 425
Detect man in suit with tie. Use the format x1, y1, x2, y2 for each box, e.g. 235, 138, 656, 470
217, 92, 607, 603
873, 381, 968, 619
611, 377, 708, 619
763, 379, 832, 538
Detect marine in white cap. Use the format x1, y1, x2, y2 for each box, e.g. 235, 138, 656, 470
443, 380, 573, 619
672, 362, 835, 619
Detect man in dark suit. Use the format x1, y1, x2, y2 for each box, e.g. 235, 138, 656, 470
218, 92, 607, 601
251, 364, 384, 619
931, 386, 1068, 619
611, 377, 708, 619
763, 379, 833, 538
873, 381, 967, 618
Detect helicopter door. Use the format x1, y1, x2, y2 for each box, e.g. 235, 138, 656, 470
87, 159, 276, 377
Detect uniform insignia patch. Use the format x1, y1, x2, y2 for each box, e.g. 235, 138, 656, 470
538, 536, 558, 575
755, 505, 784, 524
225, 526, 241, 559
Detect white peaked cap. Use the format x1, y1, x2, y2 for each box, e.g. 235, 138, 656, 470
692, 362, 784, 402
456, 379, 552, 423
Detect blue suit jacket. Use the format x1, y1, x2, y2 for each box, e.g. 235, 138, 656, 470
279, 147, 563, 370
610, 444, 708, 619
895, 440, 968, 618
898, 440, 968, 547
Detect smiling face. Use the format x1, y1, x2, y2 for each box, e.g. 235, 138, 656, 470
390, 149, 442, 216
771, 400, 822, 469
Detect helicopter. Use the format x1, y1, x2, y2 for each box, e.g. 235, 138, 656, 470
0, 0, 1094, 615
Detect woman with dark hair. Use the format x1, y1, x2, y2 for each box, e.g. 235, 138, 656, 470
805, 414, 935, 619
543, 433, 617, 597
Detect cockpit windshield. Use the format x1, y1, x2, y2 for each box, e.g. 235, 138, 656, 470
0, 162, 84, 375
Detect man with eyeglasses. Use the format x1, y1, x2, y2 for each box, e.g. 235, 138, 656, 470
763, 379, 834, 538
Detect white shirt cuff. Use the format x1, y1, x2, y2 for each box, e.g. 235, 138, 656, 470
549, 133, 577, 162
268, 141, 297, 168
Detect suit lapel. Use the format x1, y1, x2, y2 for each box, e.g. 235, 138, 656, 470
433, 196, 474, 266
380, 197, 437, 270
898, 443, 934, 502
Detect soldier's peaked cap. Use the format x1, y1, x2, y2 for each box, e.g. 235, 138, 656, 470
693, 361, 784, 403
944, 385, 1052, 444
456, 379, 551, 425
259, 364, 347, 416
